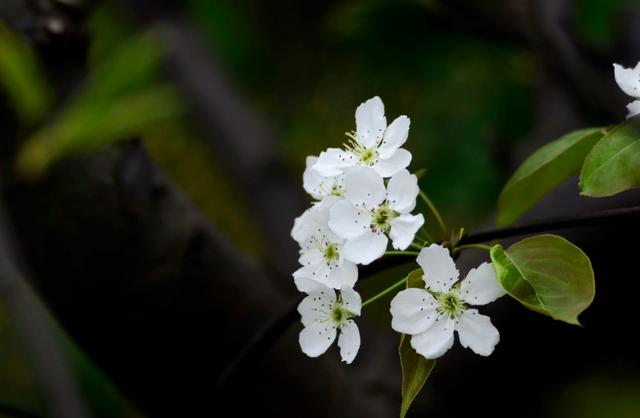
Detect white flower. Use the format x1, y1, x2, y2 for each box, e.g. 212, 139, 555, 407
313, 96, 412, 178
291, 198, 358, 290
613, 62, 640, 118
303, 156, 344, 200
390, 244, 505, 359
297, 279, 362, 364
328, 167, 424, 265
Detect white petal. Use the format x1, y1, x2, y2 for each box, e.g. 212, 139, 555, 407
343, 230, 388, 265
379, 115, 410, 159
390, 288, 438, 335
297, 286, 335, 326
626, 100, 640, 119
344, 166, 386, 209
291, 199, 336, 244
386, 169, 419, 213
338, 319, 360, 364
460, 262, 505, 306
299, 321, 337, 358
389, 213, 424, 250
340, 286, 362, 316
410, 315, 455, 359
314, 148, 356, 177
299, 248, 325, 266
455, 309, 500, 357
325, 261, 358, 290
614, 63, 640, 98
303, 156, 327, 200
416, 244, 459, 293
355, 96, 386, 149
328, 200, 370, 239
293, 267, 327, 293
373, 148, 412, 177
291, 207, 314, 244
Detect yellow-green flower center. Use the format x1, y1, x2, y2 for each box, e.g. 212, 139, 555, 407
359, 148, 378, 165
344, 131, 380, 166
330, 302, 354, 326
371, 204, 398, 233
437, 291, 465, 318
324, 243, 339, 263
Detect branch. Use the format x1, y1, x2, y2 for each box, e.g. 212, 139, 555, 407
458, 206, 640, 245
223, 205, 640, 382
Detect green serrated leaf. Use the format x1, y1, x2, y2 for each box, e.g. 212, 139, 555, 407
399, 268, 436, 418
0, 22, 53, 125
497, 127, 603, 225
490, 234, 595, 325
579, 119, 640, 197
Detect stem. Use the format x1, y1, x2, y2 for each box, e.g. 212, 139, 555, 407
362, 276, 408, 308
409, 242, 424, 250
385, 250, 419, 256
419, 190, 447, 236
453, 243, 492, 254
419, 227, 434, 243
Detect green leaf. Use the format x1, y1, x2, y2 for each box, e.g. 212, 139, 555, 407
497, 128, 603, 225
579, 119, 640, 197
490, 234, 595, 325
399, 269, 436, 418
0, 22, 53, 125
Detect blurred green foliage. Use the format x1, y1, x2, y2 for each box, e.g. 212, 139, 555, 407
0, 22, 52, 125
188, 0, 533, 230
546, 371, 640, 418
574, 0, 640, 47
17, 29, 183, 177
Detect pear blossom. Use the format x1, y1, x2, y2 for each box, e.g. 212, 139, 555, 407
313, 96, 412, 178
613, 61, 640, 118
390, 244, 505, 359
303, 156, 344, 200
297, 278, 362, 364
328, 167, 424, 265
291, 198, 357, 290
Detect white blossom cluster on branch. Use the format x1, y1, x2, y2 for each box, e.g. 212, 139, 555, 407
291, 96, 504, 364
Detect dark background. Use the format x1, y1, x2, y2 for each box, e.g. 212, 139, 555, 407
0, 0, 639, 417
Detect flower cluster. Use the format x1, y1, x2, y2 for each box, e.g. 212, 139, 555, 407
292, 96, 424, 363
291, 96, 505, 365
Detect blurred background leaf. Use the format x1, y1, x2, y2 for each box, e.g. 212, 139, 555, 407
0, 21, 53, 126
16, 30, 183, 177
